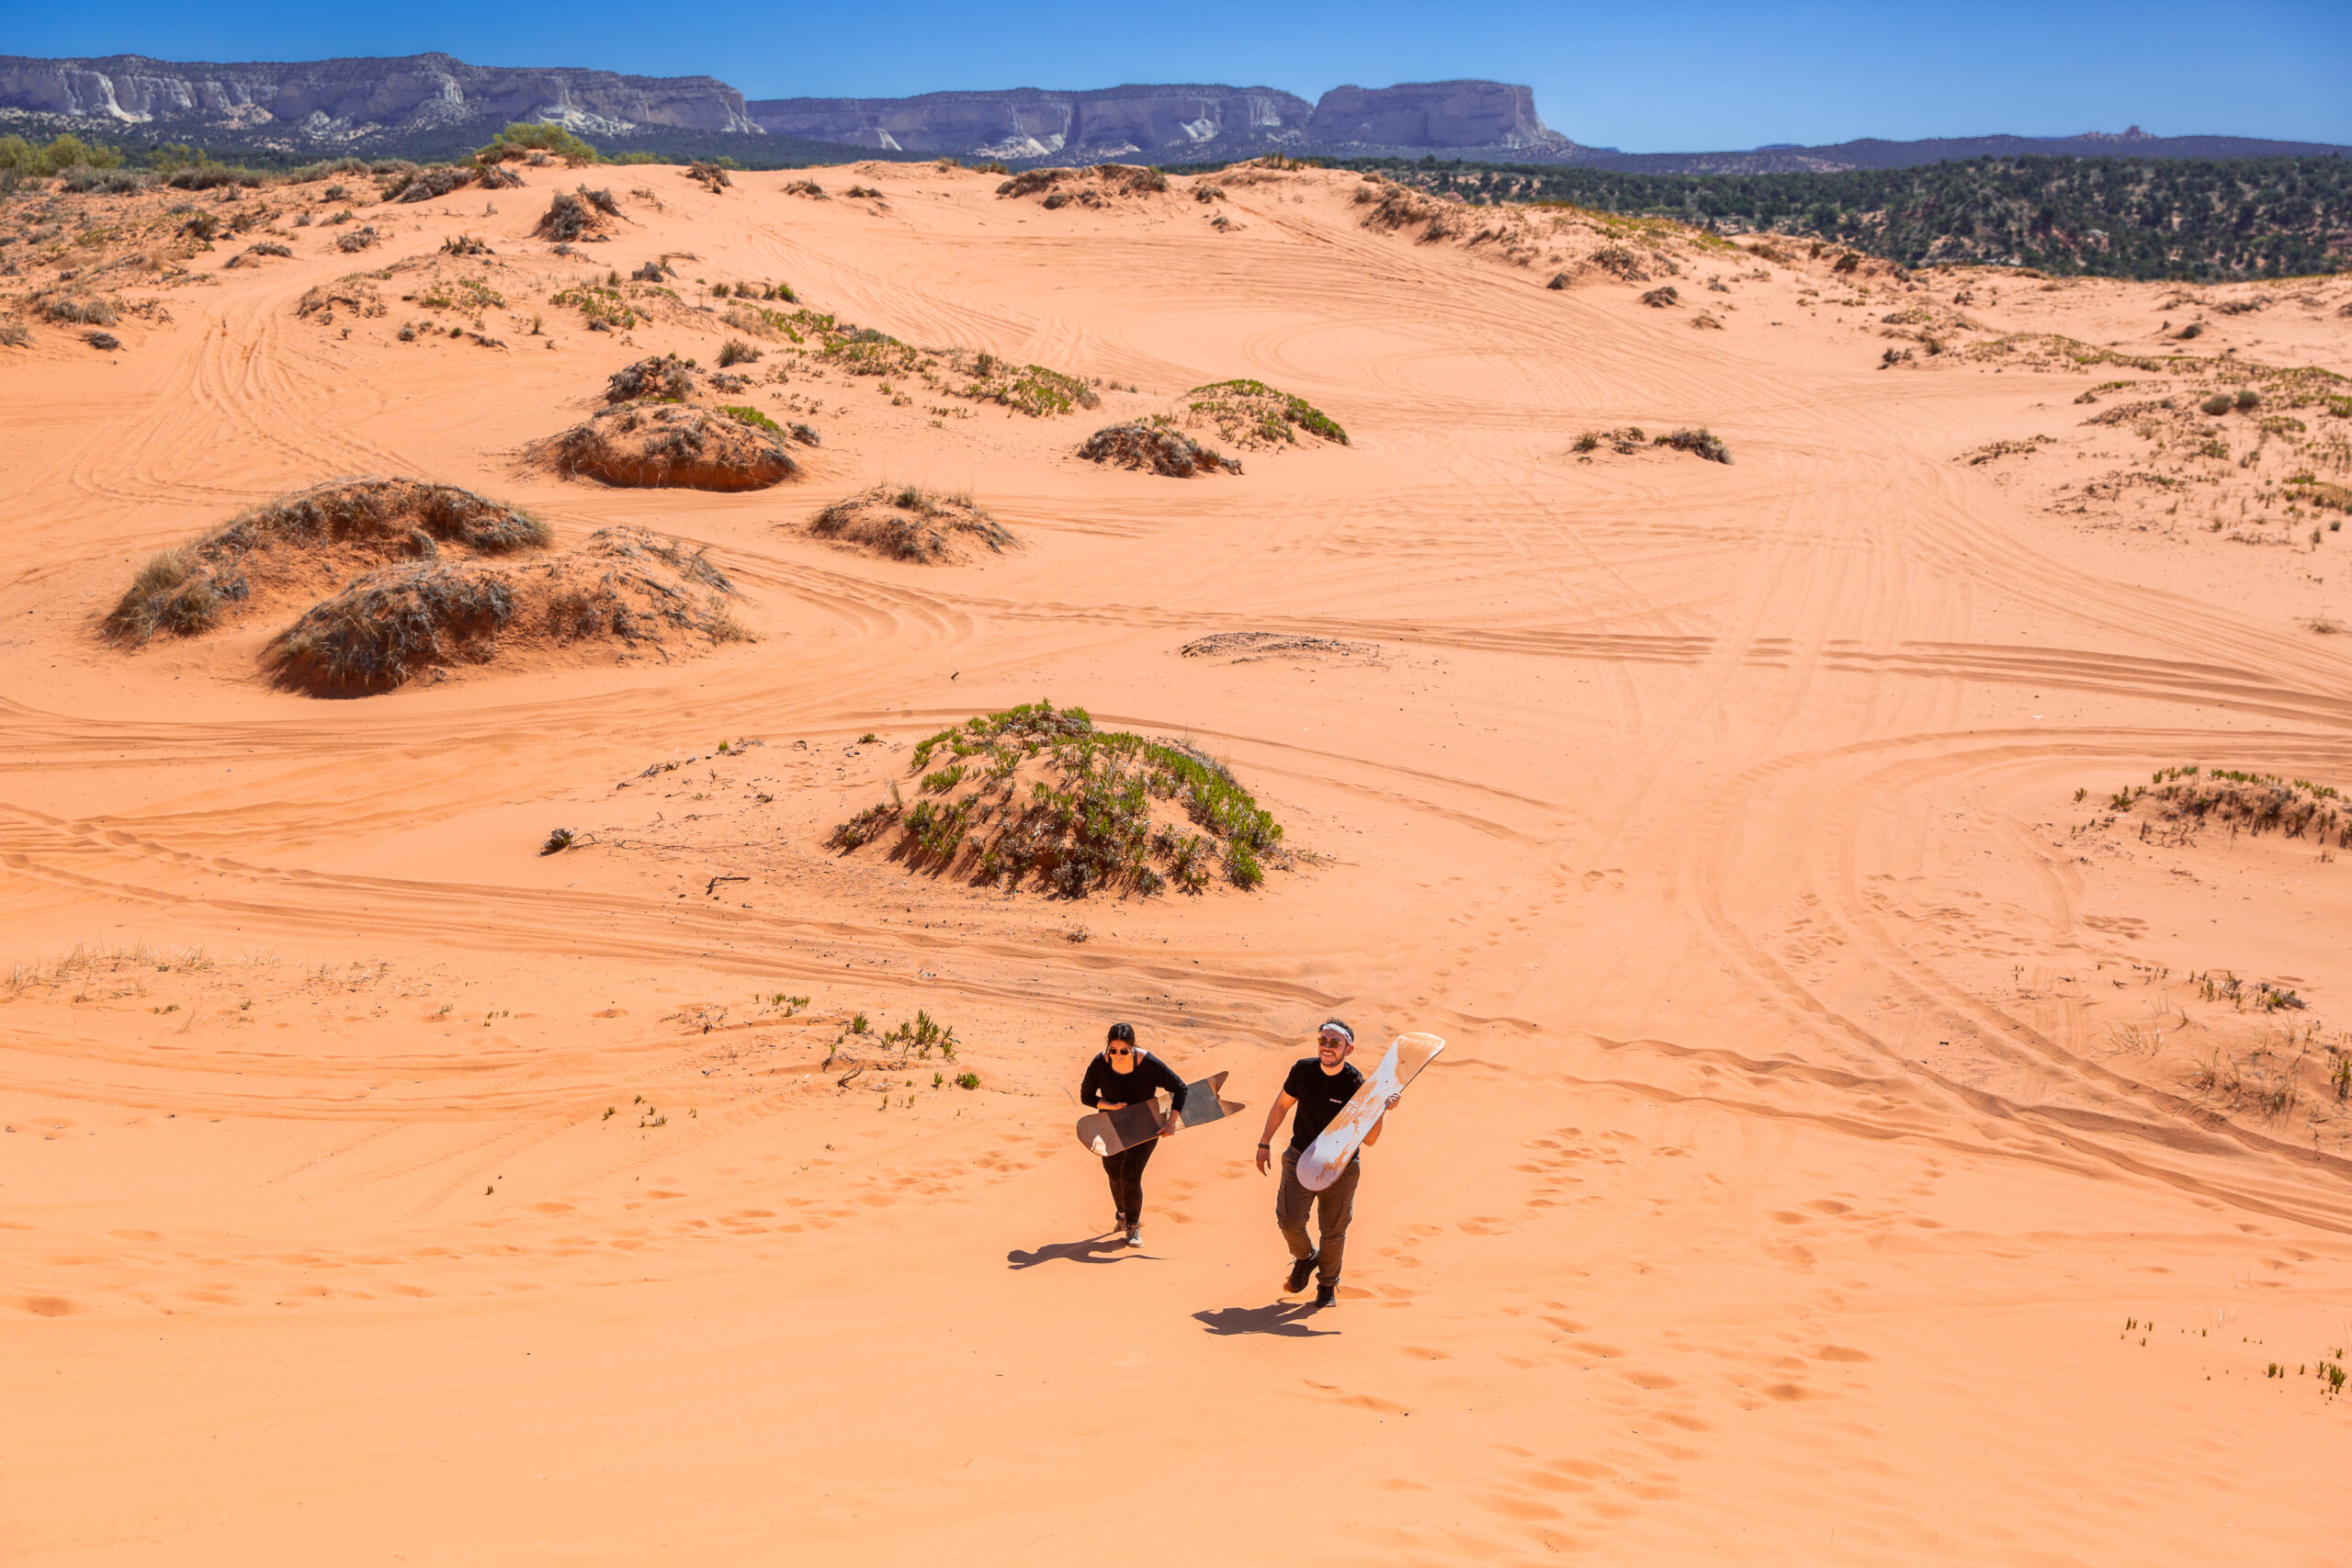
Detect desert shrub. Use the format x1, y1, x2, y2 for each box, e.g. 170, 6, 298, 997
105, 548, 225, 643
832, 700, 1283, 895
1588, 245, 1650, 282
85, 330, 119, 351
605, 353, 699, 402
2120, 765, 2349, 848
718, 338, 760, 367
334, 225, 380, 253
1094, 164, 1168, 195
108, 479, 551, 649
1183, 379, 1349, 447
687, 161, 732, 192
544, 403, 797, 491
45, 296, 118, 327
0, 321, 28, 348
267, 564, 516, 694
390, 164, 476, 204
535, 191, 611, 242
784, 179, 827, 198
807, 484, 1015, 562
1079, 423, 1238, 478
164, 166, 251, 191
2235, 388, 2261, 412
951, 355, 1098, 416
1640, 285, 1681, 308
478, 164, 523, 190
2200, 392, 2234, 415
57, 166, 148, 194
996, 169, 1067, 198
1655, 427, 1731, 464
843, 184, 883, 198
478, 122, 601, 165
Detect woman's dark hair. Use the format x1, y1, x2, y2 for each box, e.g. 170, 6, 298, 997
1105, 1021, 1136, 1049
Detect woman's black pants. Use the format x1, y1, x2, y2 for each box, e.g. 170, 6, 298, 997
1101, 1138, 1157, 1225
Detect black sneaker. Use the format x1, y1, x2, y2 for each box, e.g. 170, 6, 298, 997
1284, 1253, 1317, 1293
1314, 1280, 1339, 1308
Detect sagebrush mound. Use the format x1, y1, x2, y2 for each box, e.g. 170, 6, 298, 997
541, 403, 798, 491
105, 479, 549, 644
1181, 380, 1348, 450
266, 525, 747, 694
808, 485, 1014, 562
2107, 765, 2350, 849
831, 701, 1284, 897
1079, 423, 1238, 478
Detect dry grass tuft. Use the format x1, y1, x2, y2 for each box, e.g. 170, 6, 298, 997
2108, 764, 2349, 848
267, 525, 746, 694
808, 485, 1014, 563
105, 479, 548, 645
1079, 422, 1238, 478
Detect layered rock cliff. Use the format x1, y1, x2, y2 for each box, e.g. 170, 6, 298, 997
0, 55, 1585, 165
748, 79, 1576, 163
0, 52, 758, 143
748, 84, 1312, 160
1306, 80, 1570, 154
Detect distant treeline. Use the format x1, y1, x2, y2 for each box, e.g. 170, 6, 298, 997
1336, 153, 2352, 280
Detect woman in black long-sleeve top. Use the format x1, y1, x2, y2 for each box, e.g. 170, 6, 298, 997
1080, 1021, 1188, 1247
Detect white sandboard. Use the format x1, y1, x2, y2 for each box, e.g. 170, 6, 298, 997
1295, 1032, 1443, 1191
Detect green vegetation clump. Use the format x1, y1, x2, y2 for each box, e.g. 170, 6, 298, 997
550, 282, 639, 332
716, 311, 1096, 418
1184, 379, 1349, 447
477, 122, 601, 166
949, 352, 1100, 416
830, 701, 1283, 897
1331, 152, 2352, 280
720, 404, 785, 436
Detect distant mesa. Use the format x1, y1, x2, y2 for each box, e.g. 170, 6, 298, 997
751, 83, 1314, 161
0, 50, 755, 146
2, 54, 2341, 171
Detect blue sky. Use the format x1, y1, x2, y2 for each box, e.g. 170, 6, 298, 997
8, 1, 2348, 151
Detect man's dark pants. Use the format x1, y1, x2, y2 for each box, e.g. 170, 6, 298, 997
1275, 1146, 1360, 1287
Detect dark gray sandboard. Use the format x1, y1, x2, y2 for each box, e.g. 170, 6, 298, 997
1075, 1071, 1246, 1157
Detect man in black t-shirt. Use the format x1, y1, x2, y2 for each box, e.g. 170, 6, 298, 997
1255, 1019, 1397, 1307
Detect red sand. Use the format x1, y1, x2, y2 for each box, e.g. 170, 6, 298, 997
3, 161, 2348, 1564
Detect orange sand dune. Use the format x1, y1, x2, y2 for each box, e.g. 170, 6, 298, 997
3, 161, 2349, 1564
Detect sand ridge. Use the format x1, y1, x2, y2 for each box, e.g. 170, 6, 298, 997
3, 158, 2350, 1564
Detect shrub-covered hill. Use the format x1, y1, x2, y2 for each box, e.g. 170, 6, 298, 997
1336, 154, 2352, 281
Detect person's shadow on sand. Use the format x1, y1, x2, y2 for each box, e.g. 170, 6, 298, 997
1006, 1235, 1139, 1269
1193, 1303, 1337, 1337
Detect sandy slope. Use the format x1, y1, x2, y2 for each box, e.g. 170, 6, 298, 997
4, 162, 2349, 1564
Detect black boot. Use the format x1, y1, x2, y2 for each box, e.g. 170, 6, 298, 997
1285, 1252, 1317, 1293
1314, 1279, 1339, 1308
